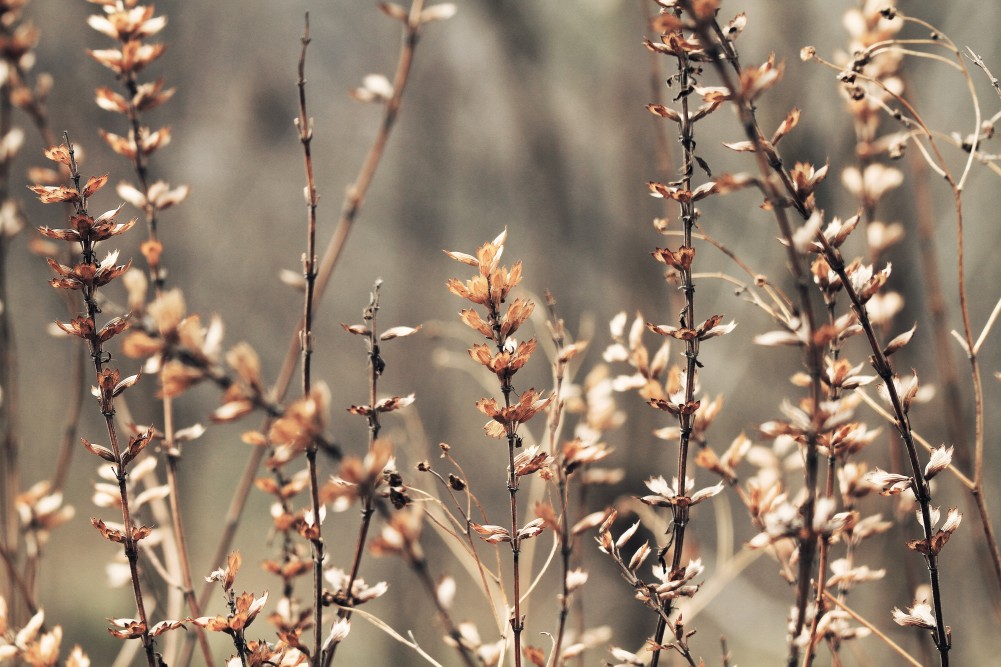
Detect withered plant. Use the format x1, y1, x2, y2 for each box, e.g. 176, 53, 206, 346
3, 0, 1001, 666
34, 139, 163, 662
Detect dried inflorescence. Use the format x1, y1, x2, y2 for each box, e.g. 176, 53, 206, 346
444, 230, 555, 665
32, 139, 172, 660
0, 599, 90, 667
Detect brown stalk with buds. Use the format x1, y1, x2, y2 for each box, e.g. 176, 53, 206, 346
35, 138, 161, 665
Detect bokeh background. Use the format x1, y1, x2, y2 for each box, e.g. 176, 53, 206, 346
3, 0, 1001, 664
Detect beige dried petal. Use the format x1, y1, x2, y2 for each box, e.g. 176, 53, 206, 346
420, 3, 457, 23
380, 325, 421, 341
923, 445, 953, 480
884, 323, 916, 357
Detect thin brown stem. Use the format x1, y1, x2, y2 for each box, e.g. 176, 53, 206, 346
324, 282, 383, 667
294, 15, 326, 662
0, 541, 37, 618
162, 401, 213, 667
0, 39, 18, 623
823, 592, 922, 667
543, 292, 577, 666
651, 27, 702, 663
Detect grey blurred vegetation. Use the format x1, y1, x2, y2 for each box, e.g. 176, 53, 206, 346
3, 0, 1001, 664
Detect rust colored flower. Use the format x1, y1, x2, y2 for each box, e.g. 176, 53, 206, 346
205, 551, 242, 592
513, 445, 553, 478
46, 250, 131, 291
267, 383, 330, 464
191, 591, 269, 634
476, 389, 552, 438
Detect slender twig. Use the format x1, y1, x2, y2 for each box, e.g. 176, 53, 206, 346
292, 15, 327, 663
682, 10, 826, 665
0, 13, 21, 623
820, 234, 951, 664
650, 22, 704, 663
544, 292, 576, 666
323, 281, 383, 667
0, 541, 38, 618
196, 0, 431, 607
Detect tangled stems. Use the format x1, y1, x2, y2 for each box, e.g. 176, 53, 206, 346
812, 31, 1001, 594
686, 9, 953, 659
323, 283, 383, 667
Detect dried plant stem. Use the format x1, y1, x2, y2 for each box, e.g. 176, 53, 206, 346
504, 387, 524, 667
652, 34, 701, 666
0, 541, 37, 618
294, 15, 326, 663
849, 34, 1001, 617
684, 12, 825, 665
544, 293, 573, 666
552, 476, 572, 665
0, 62, 18, 622
0, 230, 18, 616
196, 0, 427, 602
163, 401, 214, 667
906, 131, 1001, 607
53, 137, 157, 666
958, 51, 1001, 597
821, 236, 950, 664
815, 50, 1000, 597
324, 282, 383, 667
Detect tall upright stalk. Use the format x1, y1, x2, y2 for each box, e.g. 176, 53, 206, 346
294, 14, 326, 662
36, 136, 158, 665
86, 4, 211, 662
649, 30, 700, 666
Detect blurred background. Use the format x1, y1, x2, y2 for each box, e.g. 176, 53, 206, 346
3, 0, 1001, 664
